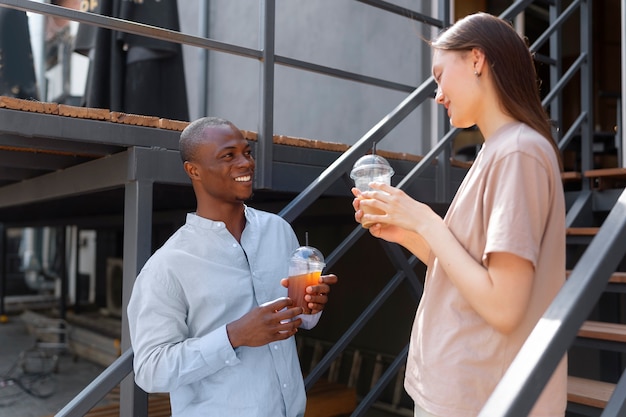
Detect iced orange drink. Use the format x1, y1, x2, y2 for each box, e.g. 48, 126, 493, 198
287, 246, 325, 314
288, 270, 322, 313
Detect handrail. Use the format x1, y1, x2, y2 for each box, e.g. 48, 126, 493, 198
4, 0, 610, 416
279, 77, 437, 222
479, 188, 626, 417
55, 348, 134, 417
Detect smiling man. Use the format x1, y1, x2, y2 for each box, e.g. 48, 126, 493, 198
127, 117, 338, 417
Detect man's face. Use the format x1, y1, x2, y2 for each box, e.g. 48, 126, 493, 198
190, 124, 255, 205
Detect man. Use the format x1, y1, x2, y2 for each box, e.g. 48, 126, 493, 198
128, 117, 337, 416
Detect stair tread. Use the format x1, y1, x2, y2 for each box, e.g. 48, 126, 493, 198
584, 167, 626, 178
562, 171, 582, 181
566, 227, 600, 236
568, 376, 615, 408
566, 270, 626, 284
579, 320, 626, 343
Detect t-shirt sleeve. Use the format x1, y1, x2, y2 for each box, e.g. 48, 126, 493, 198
482, 151, 552, 267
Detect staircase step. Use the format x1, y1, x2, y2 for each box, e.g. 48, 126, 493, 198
566, 271, 626, 284
562, 171, 582, 182
584, 167, 626, 190
566, 227, 601, 236
568, 375, 615, 409
579, 321, 626, 343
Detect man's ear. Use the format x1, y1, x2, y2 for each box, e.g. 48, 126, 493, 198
183, 161, 198, 180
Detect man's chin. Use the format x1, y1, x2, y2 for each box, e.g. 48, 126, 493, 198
237, 191, 254, 202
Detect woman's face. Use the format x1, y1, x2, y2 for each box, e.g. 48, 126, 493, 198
432, 49, 480, 129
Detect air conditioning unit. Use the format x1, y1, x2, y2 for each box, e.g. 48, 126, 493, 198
105, 257, 123, 317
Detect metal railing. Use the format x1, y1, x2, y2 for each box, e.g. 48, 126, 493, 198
0, 0, 621, 416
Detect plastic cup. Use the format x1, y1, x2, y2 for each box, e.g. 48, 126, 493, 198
287, 246, 325, 314
350, 154, 394, 228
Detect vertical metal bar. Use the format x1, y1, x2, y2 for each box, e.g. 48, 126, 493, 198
199, 0, 210, 117
550, 1, 563, 147
120, 149, 153, 417
257, 0, 276, 189
0, 223, 5, 322
435, 0, 451, 203
580, 0, 594, 174
617, 0, 626, 167
59, 225, 67, 321
617, 97, 623, 167
74, 226, 82, 314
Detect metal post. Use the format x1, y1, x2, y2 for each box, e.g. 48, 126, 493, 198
0, 223, 6, 323
59, 225, 67, 321
580, 0, 594, 173
257, 0, 275, 190
549, 1, 563, 144
199, 0, 210, 117
74, 226, 82, 314
435, 0, 451, 203
617, 0, 626, 167
119, 149, 154, 417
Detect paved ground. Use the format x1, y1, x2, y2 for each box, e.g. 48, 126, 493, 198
0, 313, 107, 417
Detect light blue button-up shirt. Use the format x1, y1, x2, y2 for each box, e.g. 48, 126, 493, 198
128, 208, 320, 417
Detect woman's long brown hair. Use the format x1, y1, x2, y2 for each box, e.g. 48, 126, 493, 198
431, 12, 562, 169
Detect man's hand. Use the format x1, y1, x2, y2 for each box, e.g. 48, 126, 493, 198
226, 298, 303, 348
281, 273, 338, 314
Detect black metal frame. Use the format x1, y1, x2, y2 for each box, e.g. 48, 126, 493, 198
0, 0, 623, 416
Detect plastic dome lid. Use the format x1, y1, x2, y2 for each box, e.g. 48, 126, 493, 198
290, 246, 325, 265
350, 154, 394, 179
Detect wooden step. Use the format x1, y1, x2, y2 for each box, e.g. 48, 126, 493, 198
566, 270, 626, 284
584, 167, 626, 190
305, 379, 357, 417
578, 321, 626, 343
568, 375, 615, 409
566, 227, 601, 236
43, 393, 171, 417
562, 171, 583, 182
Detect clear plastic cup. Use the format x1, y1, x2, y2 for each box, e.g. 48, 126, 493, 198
287, 246, 325, 314
350, 154, 394, 228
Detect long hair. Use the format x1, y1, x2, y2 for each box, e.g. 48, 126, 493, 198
431, 12, 562, 168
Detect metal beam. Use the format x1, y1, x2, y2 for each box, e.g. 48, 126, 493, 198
0, 0, 261, 60
0, 151, 129, 207
0, 108, 180, 150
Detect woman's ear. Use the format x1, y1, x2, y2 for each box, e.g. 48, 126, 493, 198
471, 48, 486, 76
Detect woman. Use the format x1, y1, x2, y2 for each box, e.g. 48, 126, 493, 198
352, 12, 567, 417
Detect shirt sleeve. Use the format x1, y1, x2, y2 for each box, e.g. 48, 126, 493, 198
298, 311, 322, 330
482, 151, 552, 267
128, 262, 240, 393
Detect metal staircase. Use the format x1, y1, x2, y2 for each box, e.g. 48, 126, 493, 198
1, 0, 623, 416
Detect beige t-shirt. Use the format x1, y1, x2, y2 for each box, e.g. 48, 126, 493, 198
404, 122, 567, 417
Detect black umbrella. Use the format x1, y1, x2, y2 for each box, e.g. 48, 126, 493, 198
75, 0, 189, 121
0, 8, 39, 100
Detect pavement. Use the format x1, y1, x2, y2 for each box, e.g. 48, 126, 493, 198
0, 313, 108, 417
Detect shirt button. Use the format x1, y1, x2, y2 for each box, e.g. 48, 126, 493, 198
274, 345, 278, 350
225, 360, 230, 364
232, 243, 237, 248
283, 384, 287, 388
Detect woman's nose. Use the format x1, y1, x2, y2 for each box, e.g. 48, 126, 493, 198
434, 87, 444, 104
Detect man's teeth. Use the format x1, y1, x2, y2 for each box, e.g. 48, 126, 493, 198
235, 175, 251, 182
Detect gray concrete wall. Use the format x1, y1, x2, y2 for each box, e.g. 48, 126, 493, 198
178, 0, 436, 156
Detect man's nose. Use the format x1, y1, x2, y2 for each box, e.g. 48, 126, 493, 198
236, 154, 253, 167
